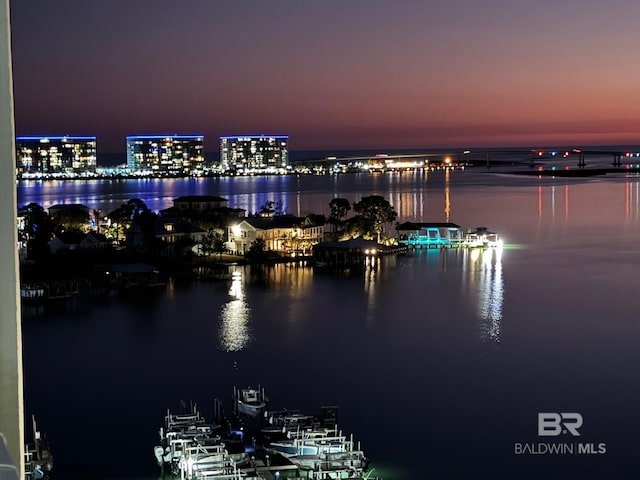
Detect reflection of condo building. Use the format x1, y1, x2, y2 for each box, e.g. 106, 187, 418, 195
16, 136, 97, 175
126, 135, 204, 174
220, 135, 288, 172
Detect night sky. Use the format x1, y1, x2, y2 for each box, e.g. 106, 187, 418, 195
10, 0, 640, 153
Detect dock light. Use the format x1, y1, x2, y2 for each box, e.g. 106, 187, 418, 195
364, 249, 370, 255
371, 248, 377, 255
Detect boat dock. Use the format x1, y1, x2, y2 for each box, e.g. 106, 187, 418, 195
312, 237, 407, 268
396, 222, 502, 249
24, 416, 53, 480
154, 387, 378, 480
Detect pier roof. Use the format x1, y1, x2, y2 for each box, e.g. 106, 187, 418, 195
243, 215, 320, 230
396, 222, 461, 230
315, 238, 381, 250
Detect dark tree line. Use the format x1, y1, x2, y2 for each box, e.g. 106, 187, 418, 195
326, 195, 397, 242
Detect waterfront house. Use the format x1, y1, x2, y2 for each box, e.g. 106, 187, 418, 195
227, 215, 324, 256
169, 195, 245, 217
172, 195, 227, 210
160, 196, 245, 232
126, 216, 206, 255
155, 217, 207, 244
48, 231, 110, 254
396, 222, 463, 247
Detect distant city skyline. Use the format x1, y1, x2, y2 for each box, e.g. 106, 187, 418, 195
10, 0, 640, 153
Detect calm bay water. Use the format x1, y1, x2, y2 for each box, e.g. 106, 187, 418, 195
19, 168, 640, 479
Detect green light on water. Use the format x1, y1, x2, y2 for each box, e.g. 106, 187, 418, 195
367, 464, 414, 479
501, 243, 528, 250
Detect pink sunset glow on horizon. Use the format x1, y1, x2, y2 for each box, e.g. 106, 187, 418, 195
10, 0, 640, 153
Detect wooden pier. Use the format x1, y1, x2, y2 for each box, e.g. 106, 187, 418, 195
312, 237, 407, 268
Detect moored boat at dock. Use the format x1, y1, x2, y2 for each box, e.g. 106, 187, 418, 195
24, 416, 53, 480
154, 402, 244, 479
233, 386, 267, 418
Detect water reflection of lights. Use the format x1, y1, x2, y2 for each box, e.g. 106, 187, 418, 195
537, 184, 570, 222
444, 168, 451, 222
219, 270, 251, 352
364, 256, 380, 323
467, 247, 503, 344
625, 180, 639, 220
229, 271, 243, 298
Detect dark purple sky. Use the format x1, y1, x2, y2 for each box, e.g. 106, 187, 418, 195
10, 0, 640, 153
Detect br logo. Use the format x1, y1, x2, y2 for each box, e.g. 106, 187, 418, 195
538, 413, 583, 437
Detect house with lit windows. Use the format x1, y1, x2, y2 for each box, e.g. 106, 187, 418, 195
226, 215, 324, 256
126, 216, 206, 255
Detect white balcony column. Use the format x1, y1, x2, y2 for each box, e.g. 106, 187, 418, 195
0, 0, 24, 474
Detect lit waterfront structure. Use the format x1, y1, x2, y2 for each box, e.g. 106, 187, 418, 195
126, 135, 204, 175
15, 136, 97, 176
220, 135, 288, 173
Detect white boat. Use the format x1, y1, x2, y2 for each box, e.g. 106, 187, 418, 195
464, 227, 502, 248
180, 441, 242, 480
155, 403, 246, 480
266, 427, 369, 472
233, 386, 267, 418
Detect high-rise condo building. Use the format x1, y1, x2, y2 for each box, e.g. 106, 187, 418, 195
126, 135, 205, 174
15, 136, 97, 175
220, 135, 288, 172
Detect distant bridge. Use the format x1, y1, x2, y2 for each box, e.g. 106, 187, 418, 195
293, 147, 640, 169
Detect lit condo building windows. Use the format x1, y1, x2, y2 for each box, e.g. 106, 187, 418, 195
220, 135, 288, 173
126, 135, 205, 174
16, 136, 97, 176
